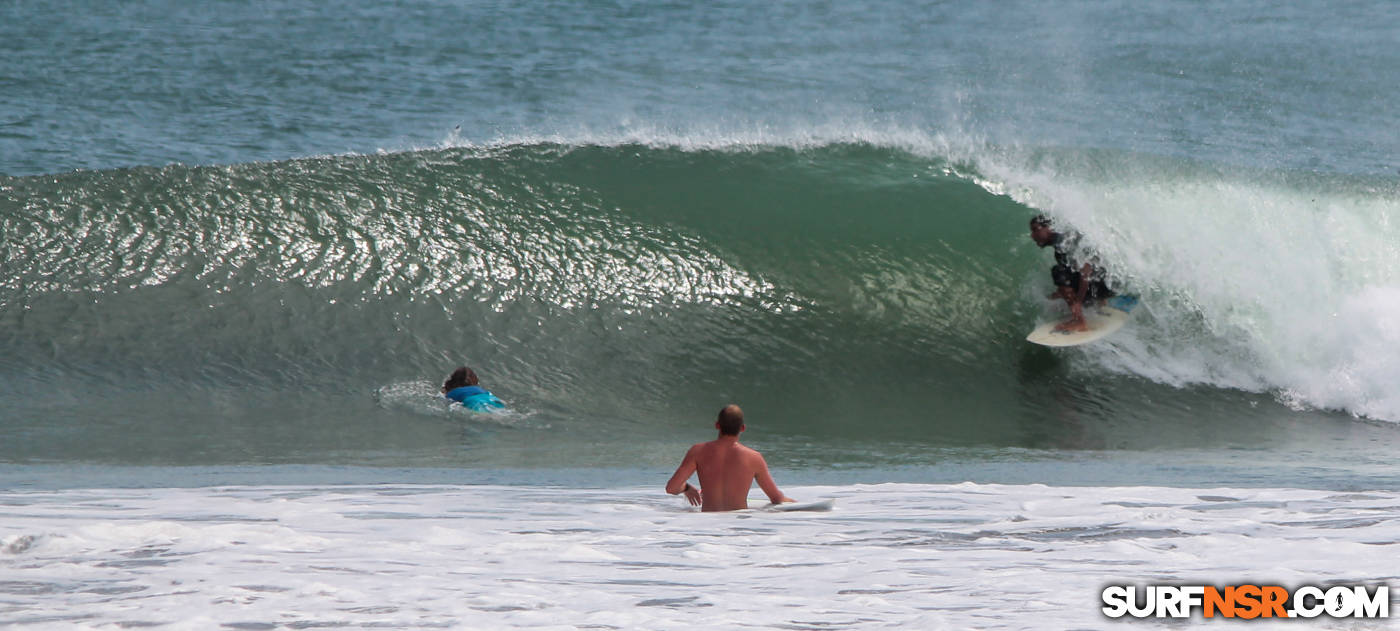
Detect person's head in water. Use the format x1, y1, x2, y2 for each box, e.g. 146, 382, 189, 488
1029, 215, 1056, 247
442, 366, 479, 393
716, 404, 745, 436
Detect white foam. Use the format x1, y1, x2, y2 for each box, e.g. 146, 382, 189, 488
2, 483, 1396, 629
974, 150, 1400, 421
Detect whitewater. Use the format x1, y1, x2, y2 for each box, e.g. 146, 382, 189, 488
965, 147, 1400, 422
4, 482, 1398, 630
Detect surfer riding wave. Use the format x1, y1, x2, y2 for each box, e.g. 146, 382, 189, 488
1029, 215, 1114, 332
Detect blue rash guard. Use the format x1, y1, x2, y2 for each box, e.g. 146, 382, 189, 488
445, 386, 506, 412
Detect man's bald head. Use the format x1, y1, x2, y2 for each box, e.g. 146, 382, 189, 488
717, 404, 745, 435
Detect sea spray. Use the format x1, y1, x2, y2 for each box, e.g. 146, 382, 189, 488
969, 147, 1400, 419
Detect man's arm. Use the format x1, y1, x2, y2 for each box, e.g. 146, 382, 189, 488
1075, 262, 1094, 303
752, 453, 793, 504
666, 445, 702, 506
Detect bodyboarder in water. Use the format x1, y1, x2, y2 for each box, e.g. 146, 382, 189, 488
1029, 215, 1114, 332
666, 404, 794, 511
442, 366, 506, 412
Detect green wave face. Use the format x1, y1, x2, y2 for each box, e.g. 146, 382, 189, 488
0, 143, 1387, 465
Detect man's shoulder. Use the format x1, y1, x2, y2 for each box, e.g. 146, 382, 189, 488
735, 443, 763, 459
690, 440, 725, 453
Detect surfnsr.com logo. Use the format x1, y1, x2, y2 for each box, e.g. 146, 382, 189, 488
1102, 584, 1388, 619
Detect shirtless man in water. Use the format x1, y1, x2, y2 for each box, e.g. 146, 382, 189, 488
666, 405, 794, 511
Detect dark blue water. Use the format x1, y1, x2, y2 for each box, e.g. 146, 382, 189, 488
5, 1, 1398, 176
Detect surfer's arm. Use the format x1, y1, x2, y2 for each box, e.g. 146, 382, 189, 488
753, 454, 793, 504
1075, 262, 1094, 302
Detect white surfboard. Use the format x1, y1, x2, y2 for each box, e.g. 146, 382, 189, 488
764, 499, 835, 512
1026, 295, 1139, 347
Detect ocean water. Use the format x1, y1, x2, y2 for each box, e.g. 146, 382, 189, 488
3, 0, 1400, 628
4, 483, 1399, 630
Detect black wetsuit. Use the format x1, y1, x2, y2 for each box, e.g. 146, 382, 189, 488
1050, 232, 1113, 301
